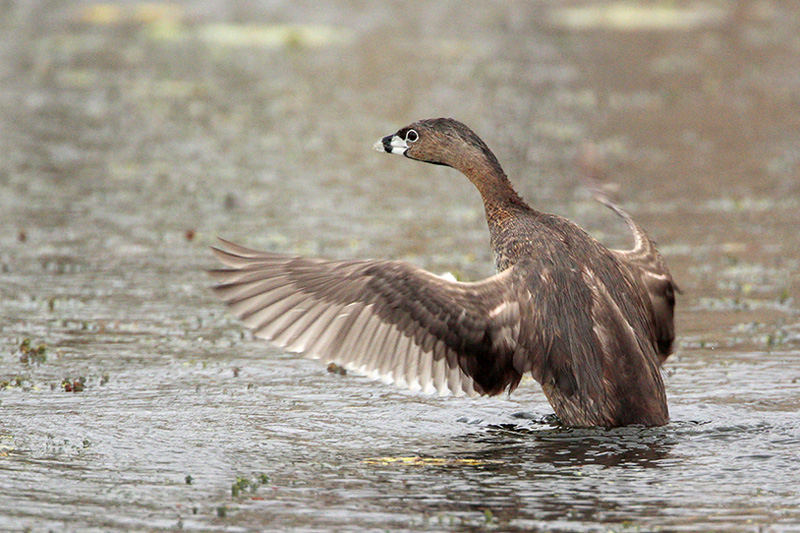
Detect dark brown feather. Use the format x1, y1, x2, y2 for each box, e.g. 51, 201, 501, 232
211, 118, 677, 427
593, 190, 680, 360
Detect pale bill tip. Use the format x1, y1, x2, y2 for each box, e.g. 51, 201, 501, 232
372, 139, 385, 152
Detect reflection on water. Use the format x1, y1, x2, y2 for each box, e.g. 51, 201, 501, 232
471, 422, 676, 469
1, 0, 799, 531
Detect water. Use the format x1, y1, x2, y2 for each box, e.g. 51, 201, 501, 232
1, 1, 799, 531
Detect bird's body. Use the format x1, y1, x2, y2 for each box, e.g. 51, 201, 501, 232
211, 118, 678, 427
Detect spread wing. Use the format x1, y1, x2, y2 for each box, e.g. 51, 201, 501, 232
594, 191, 679, 359
209, 239, 525, 397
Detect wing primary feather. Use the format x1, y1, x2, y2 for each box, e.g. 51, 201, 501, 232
253, 293, 317, 341
391, 333, 413, 388
404, 343, 423, 392
226, 284, 294, 320
288, 304, 346, 357
397, 323, 422, 388
358, 321, 391, 376
309, 303, 360, 360
271, 298, 327, 347
214, 275, 293, 304
447, 363, 465, 397
211, 246, 286, 268
281, 302, 331, 352
349, 312, 383, 369
377, 327, 403, 383
334, 304, 371, 362
432, 353, 450, 396
214, 239, 289, 259
211, 268, 289, 290
233, 287, 304, 329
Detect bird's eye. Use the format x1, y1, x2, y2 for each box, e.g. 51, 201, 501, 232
405, 129, 419, 143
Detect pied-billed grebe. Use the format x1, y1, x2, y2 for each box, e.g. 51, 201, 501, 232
210, 118, 678, 428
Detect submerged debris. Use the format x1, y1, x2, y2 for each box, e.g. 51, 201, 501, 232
223, 193, 238, 211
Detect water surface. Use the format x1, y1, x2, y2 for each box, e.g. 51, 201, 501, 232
1, 1, 799, 531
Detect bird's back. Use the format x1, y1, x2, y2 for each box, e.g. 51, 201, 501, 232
488, 209, 669, 426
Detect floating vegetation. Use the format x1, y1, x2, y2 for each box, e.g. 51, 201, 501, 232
75, 3, 353, 50
549, 3, 727, 31
18, 338, 47, 365
62, 377, 86, 392
729, 322, 799, 348
196, 24, 353, 50
0, 376, 28, 390
77, 2, 183, 26
39, 256, 86, 274
696, 296, 795, 313
0, 436, 14, 457
779, 288, 792, 305
764, 326, 800, 348
230, 474, 269, 498
704, 196, 798, 213
363, 455, 503, 467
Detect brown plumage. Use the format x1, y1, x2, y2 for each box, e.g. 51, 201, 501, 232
210, 118, 679, 428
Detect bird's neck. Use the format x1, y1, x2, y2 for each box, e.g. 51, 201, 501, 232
453, 153, 531, 224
